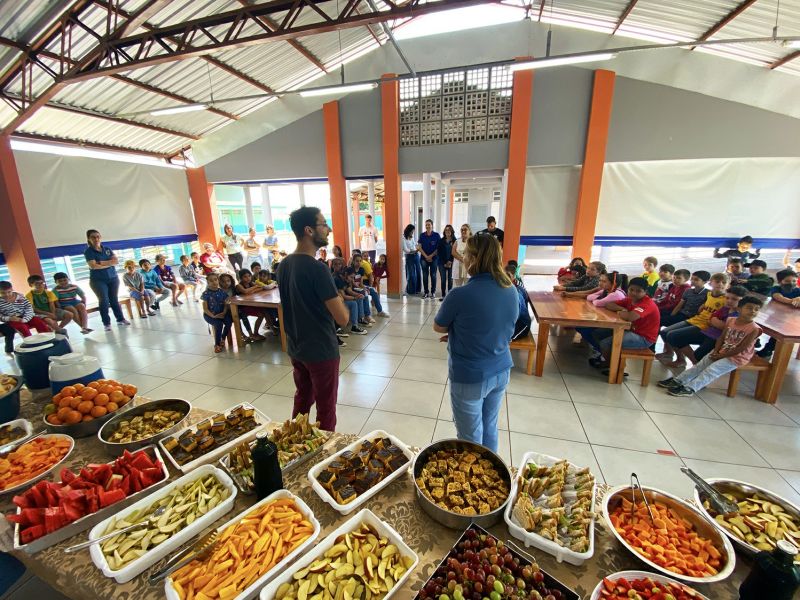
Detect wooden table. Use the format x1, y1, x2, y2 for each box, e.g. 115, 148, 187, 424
229, 287, 287, 352
529, 291, 631, 384
754, 298, 800, 403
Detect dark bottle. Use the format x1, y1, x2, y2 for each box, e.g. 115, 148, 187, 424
739, 540, 800, 600
251, 431, 283, 500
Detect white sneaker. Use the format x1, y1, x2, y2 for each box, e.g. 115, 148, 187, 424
377, 312, 390, 318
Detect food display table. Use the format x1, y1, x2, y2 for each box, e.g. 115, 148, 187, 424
754, 299, 800, 404
229, 287, 286, 352
529, 291, 631, 384
1, 393, 749, 600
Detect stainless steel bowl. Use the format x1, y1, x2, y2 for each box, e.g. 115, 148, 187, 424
97, 398, 192, 453
412, 438, 512, 529
603, 485, 736, 584
693, 478, 800, 558
43, 407, 118, 439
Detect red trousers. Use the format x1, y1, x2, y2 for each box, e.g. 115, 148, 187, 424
6, 318, 52, 337
290, 357, 340, 431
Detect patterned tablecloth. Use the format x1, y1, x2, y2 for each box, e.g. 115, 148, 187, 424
1, 391, 748, 600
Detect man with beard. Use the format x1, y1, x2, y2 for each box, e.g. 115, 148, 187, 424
277, 207, 350, 431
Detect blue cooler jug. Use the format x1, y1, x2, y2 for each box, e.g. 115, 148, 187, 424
49, 353, 104, 395
14, 333, 72, 390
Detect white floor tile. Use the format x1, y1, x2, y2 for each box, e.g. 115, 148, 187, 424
365, 334, 414, 355
337, 372, 391, 409
193, 386, 260, 413
346, 353, 404, 378
575, 404, 671, 453
376, 379, 444, 418
505, 370, 570, 401
175, 359, 251, 385
726, 421, 800, 471
252, 393, 294, 423
360, 411, 436, 449
113, 372, 170, 396
437, 392, 509, 431
592, 445, 686, 497
217, 362, 293, 393
507, 394, 587, 442
394, 355, 449, 384
407, 338, 449, 360
698, 389, 798, 426
146, 379, 214, 402
142, 352, 212, 378
267, 371, 297, 397
566, 374, 643, 410
626, 384, 720, 419
778, 469, 800, 495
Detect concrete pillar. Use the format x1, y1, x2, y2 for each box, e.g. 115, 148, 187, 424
298, 182, 306, 207
499, 169, 509, 228
186, 167, 221, 248
367, 180, 376, 219
422, 173, 431, 223
243, 186, 255, 229
434, 178, 443, 228
260, 184, 273, 227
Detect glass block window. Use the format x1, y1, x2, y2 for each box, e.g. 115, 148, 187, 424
454, 191, 469, 203
399, 65, 513, 147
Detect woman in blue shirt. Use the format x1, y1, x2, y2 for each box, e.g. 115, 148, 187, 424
83, 229, 130, 331
433, 234, 518, 452
437, 224, 456, 301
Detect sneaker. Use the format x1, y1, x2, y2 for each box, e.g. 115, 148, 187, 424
368, 316, 376, 323
377, 312, 390, 318
147, 311, 156, 316
438, 297, 444, 302
668, 385, 694, 397
350, 326, 368, 335
141, 314, 148, 319
588, 357, 606, 368
337, 337, 347, 347
80, 328, 92, 334
117, 319, 131, 326
756, 348, 773, 360
657, 377, 679, 389
56, 328, 69, 336
359, 320, 373, 327
153, 301, 160, 310
655, 352, 674, 363
422, 293, 429, 299
103, 324, 112, 332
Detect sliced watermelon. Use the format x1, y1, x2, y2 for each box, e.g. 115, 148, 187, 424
12, 494, 31, 509
129, 451, 154, 471
20, 524, 45, 545
105, 473, 124, 490
98, 488, 126, 508
140, 467, 164, 488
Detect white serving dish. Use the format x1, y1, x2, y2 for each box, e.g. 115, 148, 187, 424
158, 403, 269, 474
0, 433, 75, 496
308, 430, 414, 516
0, 418, 33, 446
13, 445, 170, 554
260, 508, 419, 600
165, 488, 320, 600
503, 450, 596, 566
589, 570, 710, 600
88, 464, 237, 584
603, 485, 735, 584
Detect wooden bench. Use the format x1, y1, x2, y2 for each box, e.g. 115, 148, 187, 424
510, 333, 536, 376
617, 348, 655, 385
727, 355, 770, 398
86, 297, 134, 320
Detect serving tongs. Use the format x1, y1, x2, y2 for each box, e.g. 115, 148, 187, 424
65, 505, 168, 553
148, 529, 219, 585
680, 467, 739, 515
630, 473, 656, 524
0, 430, 44, 456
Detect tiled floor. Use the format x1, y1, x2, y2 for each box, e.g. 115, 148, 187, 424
3, 277, 800, 509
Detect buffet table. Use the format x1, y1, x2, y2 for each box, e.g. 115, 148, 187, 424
229, 288, 287, 352
1, 394, 750, 600
754, 298, 800, 403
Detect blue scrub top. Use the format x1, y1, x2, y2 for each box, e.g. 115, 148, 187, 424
83, 244, 118, 282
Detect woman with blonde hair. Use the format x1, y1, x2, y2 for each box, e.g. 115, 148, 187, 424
433, 233, 518, 452
451, 223, 471, 286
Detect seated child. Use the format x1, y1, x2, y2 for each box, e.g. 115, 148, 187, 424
557, 257, 587, 286
154, 254, 186, 306
331, 258, 368, 336
660, 270, 710, 328
0, 280, 52, 337
655, 268, 690, 322
726, 258, 750, 286
506, 261, 532, 341
757, 269, 800, 359
256, 268, 277, 289
139, 259, 170, 310
250, 262, 262, 279
201, 273, 233, 353
346, 267, 373, 328
555, 261, 605, 296
233, 269, 266, 343
694, 285, 747, 362
253, 269, 279, 334
743, 260, 774, 295
372, 254, 389, 294
574, 271, 627, 364
640, 256, 660, 289
350, 254, 389, 318
591, 277, 660, 374
190, 252, 207, 283
659, 272, 728, 368
52, 272, 91, 333
659, 296, 763, 397
650, 264, 674, 299
26, 274, 71, 334
714, 235, 760, 266
178, 255, 201, 302
123, 260, 156, 318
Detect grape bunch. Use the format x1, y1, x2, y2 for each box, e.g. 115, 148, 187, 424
417, 528, 567, 600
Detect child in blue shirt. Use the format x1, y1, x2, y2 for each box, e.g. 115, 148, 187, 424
201, 273, 232, 353
139, 259, 170, 310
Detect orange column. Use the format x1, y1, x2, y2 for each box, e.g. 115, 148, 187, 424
448, 188, 455, 225
572, 70, 616, 260
502, 60, 534, 264
0, 135, 42, 286
381, 73, 402, 296
186, 167, 221, 248
323, 101, 350, 257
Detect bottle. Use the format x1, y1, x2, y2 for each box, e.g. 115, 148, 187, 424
739, 540, 800, 600
251, 431, 283, 500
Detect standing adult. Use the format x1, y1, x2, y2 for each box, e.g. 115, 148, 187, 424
219, 224, 245, 272
263, 225, 279, 267
402, 224, 420, 295
417, 219, 441, 300
83, 229, 131, 332
243, 228, 262, 267
277, 206, 350, 432
452, 224, 471, 286
479, 216, 504, 246
437, 224, 456, 301
358, 214, 379, 264
199, 243, 228, 275
433, 234, 517, 452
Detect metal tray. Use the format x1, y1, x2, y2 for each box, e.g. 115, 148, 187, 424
97, 398, 192, 453
0, 418, 33, 447
0, 433, 75, 496
414, 523, 579, 600
12, 445, 170, 554
589, 570, 710, 600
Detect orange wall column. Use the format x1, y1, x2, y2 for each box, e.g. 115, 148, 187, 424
572, 70, 616, 260
448, 188, 455, 225
502, 60, 534, 264
381, 73, 402, 296
323, 101, 350, 257
186, 167, 221, 248
0, 135, 42, 286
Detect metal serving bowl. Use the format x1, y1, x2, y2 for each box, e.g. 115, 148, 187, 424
97, 398, 192, 453
693, 478, 800, 558
43, 406, 119, 439
412, 438, 512, 529
603, 485, 736, 584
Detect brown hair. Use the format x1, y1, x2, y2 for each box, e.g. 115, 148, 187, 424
710, 272, 729, 284
465, 234, 512, 287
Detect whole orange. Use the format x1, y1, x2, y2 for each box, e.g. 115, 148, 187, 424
60, 385, 77, 397
106, 402, 119, 412
90, 405, 107, 418
77, 400, 94, 415
64, 410, 82, 425
122, 384, 137, 397
82, 415, 93, 422
69, 397, 82, 409
94, 393, 109, 407
57, 406, 72, 421
80, 387, 98, 401
46, 414, 62, 425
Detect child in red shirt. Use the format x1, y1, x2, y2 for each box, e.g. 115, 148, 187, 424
655, 268, 690, 323
372, 254, 389, 294
557, 257, 586, 285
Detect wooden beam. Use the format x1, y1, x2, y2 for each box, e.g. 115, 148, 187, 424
691, 0, 757, 49
768, 50, 800, 69
612, 0, 639, 34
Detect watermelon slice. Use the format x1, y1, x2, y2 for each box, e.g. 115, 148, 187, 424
20, 524, 45, 545
98, 488, 126, 508
129, 451, 154, 471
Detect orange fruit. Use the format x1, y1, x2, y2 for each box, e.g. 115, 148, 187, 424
81, 415, 93, 422
88, 381, 100, 389
77, 400, 94, 415
117, 396, 130, 406
109, 390, 124, 403
122, 384, 137, 397
94, 393, 109, 406
61, 385, 77, 397
64, 410, 82, 424
46, 414, 62, 425
57, 406, 72, 421
73, 383, 85, 391
80, 387, 98, 401
58, 395, 73, 407
106, 402, 119, 412
69, 397, 82, 409
99, 384, 114, 395
53, 392, 63, 403
90, 405, 107, 418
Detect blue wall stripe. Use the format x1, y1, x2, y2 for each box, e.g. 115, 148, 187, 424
216, 177, 329, 186
520, 236, 800, 249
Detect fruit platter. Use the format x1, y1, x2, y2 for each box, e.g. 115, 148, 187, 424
603, 485, 735, 584
10, 446, 169, 554
504, 451, 596, 566
308, 430, 414, 515
44, 379, 137, 438
261, 508, 418, 600
589, 571, 709, 600
0, 434, 74, 495
692, 478, 800, 561
88, 465, 237, 583
414, 523, 578, 600
165, 489, 319, 600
